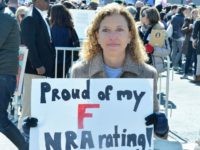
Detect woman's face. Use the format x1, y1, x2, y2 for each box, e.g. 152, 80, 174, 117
96, 14, 131, 58
141, 12, 150, 25
192, 10, 199, 20
17, 13, 25, 24
37, 0, 49, 11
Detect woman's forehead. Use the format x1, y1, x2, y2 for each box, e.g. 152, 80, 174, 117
100, 14, 127, 23
99, 15, 128, 28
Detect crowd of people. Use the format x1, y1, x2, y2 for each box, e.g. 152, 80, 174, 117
0, 0, 200, 149
4, 0, 200, 80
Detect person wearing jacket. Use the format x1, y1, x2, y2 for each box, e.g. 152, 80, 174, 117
0, 0, 28, 149
139, 7, 170, 73
181, 9, 199, 79
71, 3, 169, 138
192, 18, 200, 82
18, 0, 55, 131
170, 6, 187, 69
50, 4, 79, 78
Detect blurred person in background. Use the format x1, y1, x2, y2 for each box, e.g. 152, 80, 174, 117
50, 4, 79, 78
15, 5, 28, 25
134, 0, 144, 21
170, 6, 187, 70
62, 0, 77, 9
181, 8, 199, 79
138, 7, 170, 73
192, 16, 200, 82
184, 5, 192, 18
87, 1, 98, 10
166, 4, 178, 22
4, 0, 18, 15
126, 5, 137, 20
18, 0, 55, 130
0, 0, 28, 149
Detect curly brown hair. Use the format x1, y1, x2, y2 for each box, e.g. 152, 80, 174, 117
80, 3, 148, 64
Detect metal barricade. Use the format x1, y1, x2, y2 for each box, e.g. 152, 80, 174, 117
158, 55, 171, 118
165, 55, 170, 117
55, 47, 81, 78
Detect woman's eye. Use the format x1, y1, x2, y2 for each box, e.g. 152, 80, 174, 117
102, 28, 109, 32
116, 28, 124, 32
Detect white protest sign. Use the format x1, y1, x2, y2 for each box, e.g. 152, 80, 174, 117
16, 46, 28, 95
30, 79, 154, 150
70, 9, 96, 40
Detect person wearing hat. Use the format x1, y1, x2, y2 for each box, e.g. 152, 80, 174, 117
0, 0, 29, 149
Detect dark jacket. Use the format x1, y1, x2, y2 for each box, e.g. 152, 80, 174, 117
21, 7, 55, 77
51, 25, 74, 65
192, 19, 200, 54
51, 25, 80, 62
0, 11, 19, 75
171, 13, 185, 39
51, 25, 79, 47
51, 25, 80, 77
181, 17, 193, 55
71, 52, 159, 112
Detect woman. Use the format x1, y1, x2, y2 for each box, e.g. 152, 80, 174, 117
15, 6, 28, 26
15, 6, 28, 44
137, 6, 150, 40
72, 3, 158, 111
71, 3, 169, 138
50, 4, 79, 78
139, 7, 170, 73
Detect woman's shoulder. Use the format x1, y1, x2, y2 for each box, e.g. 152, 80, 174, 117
140, 63, 158, 77
195, 19, 200, 25
143, 63, 157, 72
153, 21, 165, 30
71, 60, 90, 78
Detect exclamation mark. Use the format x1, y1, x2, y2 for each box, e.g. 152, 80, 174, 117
146, 127, 153, 147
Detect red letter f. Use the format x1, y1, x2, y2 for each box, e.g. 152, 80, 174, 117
78, 104, 100, 129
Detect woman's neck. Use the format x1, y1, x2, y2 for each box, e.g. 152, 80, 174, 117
103, 53, 125, 68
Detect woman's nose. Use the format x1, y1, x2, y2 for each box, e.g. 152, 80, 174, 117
107, 31, 118, 40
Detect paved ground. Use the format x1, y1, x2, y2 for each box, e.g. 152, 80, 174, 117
162, 71, 200, 143
0, 70, 200, 149
0, 133, 17, 150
